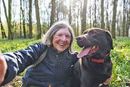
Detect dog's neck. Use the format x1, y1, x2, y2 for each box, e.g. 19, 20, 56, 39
83, 51, 111, 64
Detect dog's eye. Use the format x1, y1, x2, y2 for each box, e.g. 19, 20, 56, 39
90, 31, 96, 34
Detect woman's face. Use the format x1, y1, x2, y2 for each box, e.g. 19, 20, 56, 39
52, 28, 71, 52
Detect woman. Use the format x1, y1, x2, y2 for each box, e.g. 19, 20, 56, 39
0, 21, 78, 87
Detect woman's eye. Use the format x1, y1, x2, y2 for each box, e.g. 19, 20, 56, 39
65, 35, 71, 38
57, 34, 62, 37
55, 33, 71, 38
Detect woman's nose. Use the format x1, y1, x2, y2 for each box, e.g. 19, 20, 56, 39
62, 35, 67, 41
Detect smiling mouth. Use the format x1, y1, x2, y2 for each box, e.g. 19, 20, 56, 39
59, 42, 68, 46
59, 43, 63, 45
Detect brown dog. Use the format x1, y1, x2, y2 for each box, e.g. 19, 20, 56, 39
72, 28, 113, 87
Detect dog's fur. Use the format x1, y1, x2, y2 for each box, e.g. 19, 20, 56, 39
72, 28, 113, 87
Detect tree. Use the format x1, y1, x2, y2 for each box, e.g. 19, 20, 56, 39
50, 0, 56, 26
19, 0, 22, 38
56, 0, 69, 21
68, 0, 72, 24
81, 0, 87, 33
88, 4, 92, 28
2, 0, 13, 40
35, 0, 41, 39
122, 0, 127, 36
116, 11, 122, 36
0, 17, 7, 38
126, 0, 130, 37
22, 0, 26, 38
0, 1, 6, 39
101, 0, 105, 28
105, 0, 110, 31
28, 0, 32, 38
93, 0, 97, 27
70, 0, 82, 36
111, 0, 118, 38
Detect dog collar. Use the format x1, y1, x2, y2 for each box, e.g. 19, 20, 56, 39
89, 58, 104, 64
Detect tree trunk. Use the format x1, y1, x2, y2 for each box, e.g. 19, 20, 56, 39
81, 0, 87, 33
93, 0, 97, 27
126, 0, 130, 37
0, 17, 7, 38
0, 1, 6, 39
2, 0, 13, 40
111, 0, 118, 38
28, 0, 32, 38
122, 0, 126, 36
50, 0, 56, 26
22, 9, 26, 38
8, 0, 13, 39
101, 0, 105, 29
88, 5, 92, 28
19, 0, 22, 38
35, 0, 41, 39
68, 1, 72, 25
21, 0, 26, 38
106, 0, 110, 31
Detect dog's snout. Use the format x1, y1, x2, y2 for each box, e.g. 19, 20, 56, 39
76, 36, 82, 41
76, 36, 84, 47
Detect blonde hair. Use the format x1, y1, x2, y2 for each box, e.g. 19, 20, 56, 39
42, 21, 74, 51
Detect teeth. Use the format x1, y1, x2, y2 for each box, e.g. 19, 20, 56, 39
59, 44, 64, 46
60, 43, 64, 45
59, 42, 65, 46
92, 46, 96, 49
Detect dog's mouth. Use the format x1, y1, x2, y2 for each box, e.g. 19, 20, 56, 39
77, 46, 99, 58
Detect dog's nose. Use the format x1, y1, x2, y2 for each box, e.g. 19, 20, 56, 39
76, 36, 82, 41
76, 36, 84, 47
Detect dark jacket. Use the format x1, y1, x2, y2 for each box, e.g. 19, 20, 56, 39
2, 43, 78, 87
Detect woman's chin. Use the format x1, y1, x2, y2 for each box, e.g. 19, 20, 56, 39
57, 48, 66, 53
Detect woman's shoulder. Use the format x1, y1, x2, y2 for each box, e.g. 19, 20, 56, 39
69, 51, 78, 62
28, 42, 48, 51
70, 51, 78, 56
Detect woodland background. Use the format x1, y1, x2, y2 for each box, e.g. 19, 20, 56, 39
0, 0, 130, 87
0, 0, 130, 39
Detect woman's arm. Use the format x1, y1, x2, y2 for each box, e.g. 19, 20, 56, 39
0, 54, 7, 85
0, 43, 46, 85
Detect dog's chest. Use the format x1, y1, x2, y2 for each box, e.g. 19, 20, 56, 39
80, 57, 112, 76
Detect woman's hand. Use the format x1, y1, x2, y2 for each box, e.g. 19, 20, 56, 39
103, 76, 112, 85
0, 54, 7, 85
99, 76, 112, 87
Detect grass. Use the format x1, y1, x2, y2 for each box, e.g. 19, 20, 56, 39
110, 37, 130, 87
0, 39, 40, 53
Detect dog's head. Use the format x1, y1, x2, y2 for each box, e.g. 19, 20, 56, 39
76, 28, 113, 58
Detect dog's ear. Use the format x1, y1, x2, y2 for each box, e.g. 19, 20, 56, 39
83, 29, 89, 34
105, 31, 113, 49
